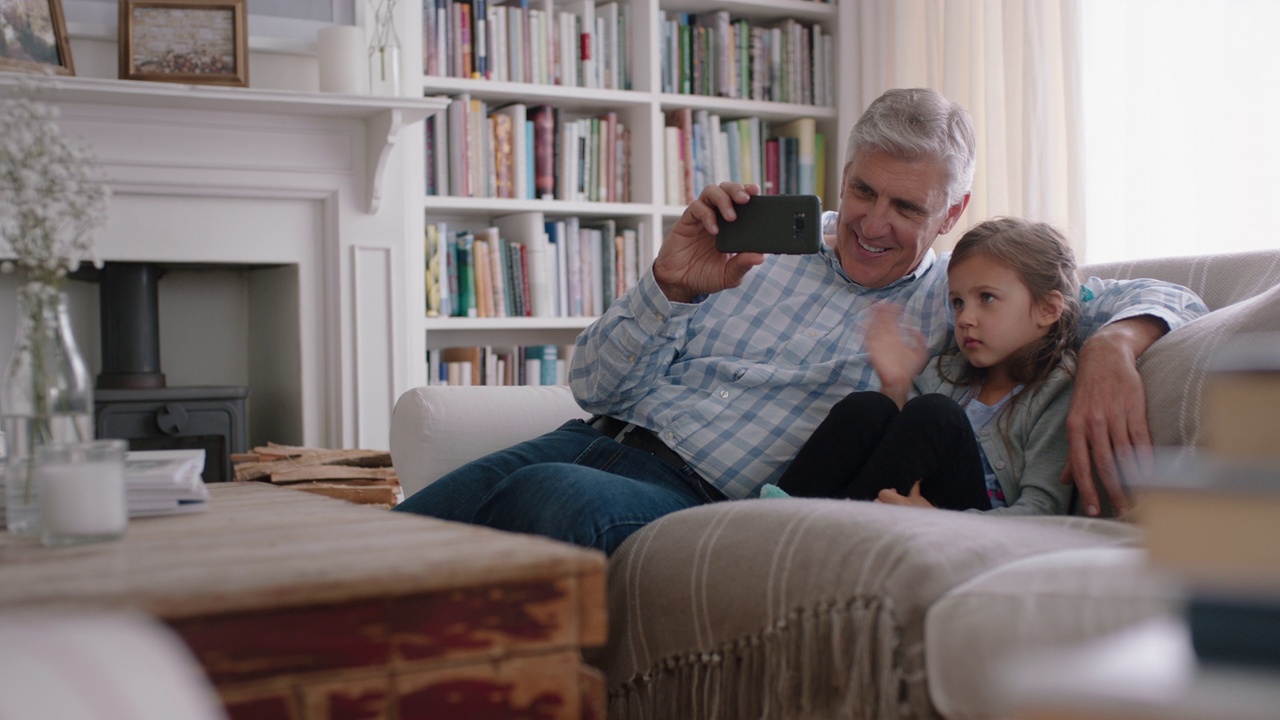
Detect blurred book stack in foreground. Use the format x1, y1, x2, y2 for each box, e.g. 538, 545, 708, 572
1132, 332, 1280, 672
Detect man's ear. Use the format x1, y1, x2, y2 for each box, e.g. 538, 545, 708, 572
1037, 290, 1066, 328
938, 192, 971, 235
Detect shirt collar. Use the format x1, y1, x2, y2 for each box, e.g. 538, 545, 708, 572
820, 244, 938, 289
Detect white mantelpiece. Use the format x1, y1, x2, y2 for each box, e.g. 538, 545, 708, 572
0, 73, 446, 450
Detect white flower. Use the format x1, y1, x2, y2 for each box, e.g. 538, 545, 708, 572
0, 77, 110, 289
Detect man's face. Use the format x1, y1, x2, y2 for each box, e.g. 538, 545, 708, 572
832, 150, 969, 288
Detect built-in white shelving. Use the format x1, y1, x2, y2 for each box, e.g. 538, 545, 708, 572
415, 0, 846, 374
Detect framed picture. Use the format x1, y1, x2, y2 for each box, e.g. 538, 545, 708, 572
0, 0, 75, 75
118, 0, 247, 87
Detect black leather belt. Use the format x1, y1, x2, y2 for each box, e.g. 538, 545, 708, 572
588, 415, 701, 480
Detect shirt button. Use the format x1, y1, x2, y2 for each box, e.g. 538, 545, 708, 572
979, 429, 990, 437
807, 330, 818, 337
719, 390, 729, 399
995, 461, 1006, 470
657, 313, 667, 322
664, 431, 674, 441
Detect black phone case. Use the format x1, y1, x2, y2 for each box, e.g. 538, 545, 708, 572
714, 194, 822, 254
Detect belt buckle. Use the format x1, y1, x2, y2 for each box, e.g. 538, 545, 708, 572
613, 422, 636, 443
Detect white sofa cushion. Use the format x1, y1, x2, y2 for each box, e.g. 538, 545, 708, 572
0, 609, 226, 720
925, 547, 1179, 719
390, 384, 588, 497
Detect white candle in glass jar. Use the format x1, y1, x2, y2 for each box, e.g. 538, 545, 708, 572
40, 457, 127, 537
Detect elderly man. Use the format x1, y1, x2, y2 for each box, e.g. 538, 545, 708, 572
395, 88, 1205, 553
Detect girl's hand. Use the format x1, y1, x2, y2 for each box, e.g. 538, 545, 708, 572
875, 481, 935, 508
867, 303, 927, 406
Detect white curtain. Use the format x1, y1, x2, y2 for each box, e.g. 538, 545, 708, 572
839, 0, 1084, 252
1078, 0, 1280, 263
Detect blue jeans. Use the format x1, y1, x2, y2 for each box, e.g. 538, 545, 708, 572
392, 419, 724, 555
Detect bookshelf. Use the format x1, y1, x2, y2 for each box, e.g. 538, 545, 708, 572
413, 0, 846, 384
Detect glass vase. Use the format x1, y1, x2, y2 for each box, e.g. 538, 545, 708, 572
367, 0, 402, 96
3, 284, 94, 537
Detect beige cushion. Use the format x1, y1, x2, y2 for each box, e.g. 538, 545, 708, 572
1138, 282, 1280, 447
924, 547, 1179, 719
602, 501, 1141, 720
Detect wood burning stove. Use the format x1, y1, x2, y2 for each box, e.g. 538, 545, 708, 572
93, 263, 248, 483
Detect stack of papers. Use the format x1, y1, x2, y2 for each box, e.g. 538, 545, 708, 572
127, 449, 209, 518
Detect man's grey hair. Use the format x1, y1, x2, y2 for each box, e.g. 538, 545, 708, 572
844, 88, 976, 206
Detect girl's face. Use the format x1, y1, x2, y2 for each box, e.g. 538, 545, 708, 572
947, 255, 1064, 373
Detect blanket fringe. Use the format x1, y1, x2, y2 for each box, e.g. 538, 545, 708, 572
609, 596, 933, 719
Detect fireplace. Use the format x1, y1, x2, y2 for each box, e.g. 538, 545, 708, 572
92, 262, 249, 483
0, 76, 446, 451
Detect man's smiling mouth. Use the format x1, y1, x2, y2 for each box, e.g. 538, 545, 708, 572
857, 237, 888, 254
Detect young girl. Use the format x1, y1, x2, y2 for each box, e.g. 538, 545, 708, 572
768, 217, 1081, 515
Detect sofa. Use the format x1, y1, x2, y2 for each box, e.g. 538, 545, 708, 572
390, 249, 1280, 719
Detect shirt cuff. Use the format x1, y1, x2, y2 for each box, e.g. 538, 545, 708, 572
1102, 307, 1186, 335
632, 266, 702, 337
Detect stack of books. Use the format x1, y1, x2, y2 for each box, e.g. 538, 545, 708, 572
126, 449, 209, 517
1136, 453, 1280, 670
1133, 332, 1280, 672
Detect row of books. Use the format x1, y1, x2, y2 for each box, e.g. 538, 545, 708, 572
430, 344, 574, 387
660, 11, 834, 107
425, 213, 650, 320
664, 110, 824, 206
423, 0, 632, 90
426, 97, 631, 203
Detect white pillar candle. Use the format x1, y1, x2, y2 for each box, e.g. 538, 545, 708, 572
317, 26, 369, 95
41, 460, 127, 536
38, 440, 128, 547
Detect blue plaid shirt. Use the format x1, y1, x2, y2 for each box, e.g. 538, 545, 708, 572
570, 212, 1208, 499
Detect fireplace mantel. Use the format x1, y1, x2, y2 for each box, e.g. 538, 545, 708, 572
0, 72, 445, 451
0, 75, 445, 214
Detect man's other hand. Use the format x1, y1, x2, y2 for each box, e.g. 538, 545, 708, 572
1061, 317, 1166, 516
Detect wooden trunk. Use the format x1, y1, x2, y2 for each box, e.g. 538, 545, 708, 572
0, 484, 607, 720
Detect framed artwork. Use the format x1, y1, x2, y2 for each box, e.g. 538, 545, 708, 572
0, 0, 75, 75
118, 0, 247, 87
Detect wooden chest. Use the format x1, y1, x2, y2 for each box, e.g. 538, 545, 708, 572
0, 483, 607, 720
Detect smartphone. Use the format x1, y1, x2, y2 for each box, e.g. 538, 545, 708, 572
714, 194, 822, 254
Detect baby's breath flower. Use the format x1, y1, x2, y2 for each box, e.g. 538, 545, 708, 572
0, 77, 110, 289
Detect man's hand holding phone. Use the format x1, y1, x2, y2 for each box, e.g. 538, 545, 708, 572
654, 183, 821, 303
654, 182, 767, 303
714, 194, 822, 255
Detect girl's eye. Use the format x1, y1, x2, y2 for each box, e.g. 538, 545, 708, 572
981, 293, 996, 304
949, 297, 963, 310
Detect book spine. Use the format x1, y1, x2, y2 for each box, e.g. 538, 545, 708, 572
456, 232, 477, 317
425, 224, 440, 317
530, 105, 556, 199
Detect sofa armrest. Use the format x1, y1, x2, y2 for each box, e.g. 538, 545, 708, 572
390, 385, 590, 498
